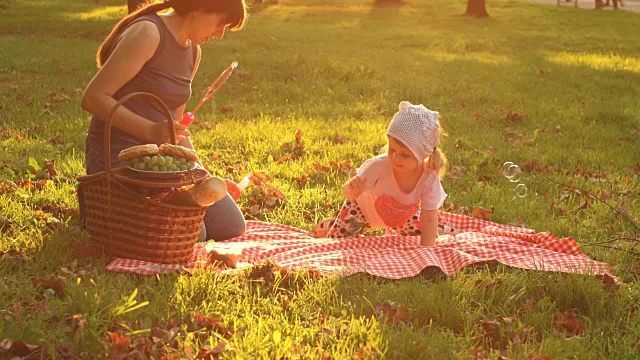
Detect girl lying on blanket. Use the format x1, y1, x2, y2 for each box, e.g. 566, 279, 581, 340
316, 101, 457, 246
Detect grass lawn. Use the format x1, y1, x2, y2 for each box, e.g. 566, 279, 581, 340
1, 0, 639, 358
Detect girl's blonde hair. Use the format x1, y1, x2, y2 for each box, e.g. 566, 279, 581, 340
427, 146, 447, 179
96, 0, 248, 68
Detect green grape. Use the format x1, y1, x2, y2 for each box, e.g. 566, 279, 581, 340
179, 165, 188, 171
135, 162, 144, 170
164, 156, 174, 164
178, 157, 187, 164
142, 156, 151, 163
128, 160, 135, 167
152, 166, 159, 172
150, 156, 159, 165
159, 166, 168, 172
170, 164, 178, 171
138, 162, 147, 170
157, 156, 166, 166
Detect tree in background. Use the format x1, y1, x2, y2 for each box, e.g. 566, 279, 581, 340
465, 0, 489, 17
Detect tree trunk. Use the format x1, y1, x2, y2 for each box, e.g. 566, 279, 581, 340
128, 0, 147, 14
465, 0, 489, 17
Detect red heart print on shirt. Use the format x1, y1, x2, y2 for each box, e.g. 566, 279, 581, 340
374, 194, 419, 228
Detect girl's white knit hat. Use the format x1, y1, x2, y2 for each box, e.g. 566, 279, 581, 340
386, 101, 441, 163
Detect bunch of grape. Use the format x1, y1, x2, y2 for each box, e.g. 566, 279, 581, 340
128, 155, 195, 172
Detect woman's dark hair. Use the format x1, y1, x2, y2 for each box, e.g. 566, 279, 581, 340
96, 0, 248, 67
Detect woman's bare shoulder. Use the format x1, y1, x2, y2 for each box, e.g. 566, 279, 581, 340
117, 18, 161, 46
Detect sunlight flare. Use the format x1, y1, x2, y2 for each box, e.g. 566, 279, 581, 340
546, 52, 640, 74
65, 6, 125, 21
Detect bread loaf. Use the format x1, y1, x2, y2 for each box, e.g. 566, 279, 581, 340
118, 144, 159, 161
158, 143, 199, 162
160, 176, 227, 207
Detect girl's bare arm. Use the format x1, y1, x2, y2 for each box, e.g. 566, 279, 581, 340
420, 209, 438, 246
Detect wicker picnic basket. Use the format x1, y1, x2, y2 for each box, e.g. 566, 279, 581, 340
77, 92, 210, 263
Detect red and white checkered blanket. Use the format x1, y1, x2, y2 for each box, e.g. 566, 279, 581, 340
106, 211, 612, 278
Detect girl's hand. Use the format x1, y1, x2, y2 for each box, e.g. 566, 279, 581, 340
420, 209, 438, 246
150, 121, 191, 144
343, 176, 367, 201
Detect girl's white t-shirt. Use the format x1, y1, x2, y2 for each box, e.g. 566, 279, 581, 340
355, 154, 447, 228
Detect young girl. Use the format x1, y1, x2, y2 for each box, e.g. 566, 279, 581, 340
323, 101, 455, 246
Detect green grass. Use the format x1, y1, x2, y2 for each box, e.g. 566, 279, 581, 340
1, 0, 640, 358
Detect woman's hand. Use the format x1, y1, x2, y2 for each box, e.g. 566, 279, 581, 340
343, 176, 367, 201
149, 121, 191, 144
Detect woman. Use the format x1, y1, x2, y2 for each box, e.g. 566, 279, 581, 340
81, 0, 249, 241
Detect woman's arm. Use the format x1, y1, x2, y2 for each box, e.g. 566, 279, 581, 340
420, 209, 438, 246
81, 21, 188, 143
175, 46, 202, 150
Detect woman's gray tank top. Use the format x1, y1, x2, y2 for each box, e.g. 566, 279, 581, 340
84, 13, 196, 175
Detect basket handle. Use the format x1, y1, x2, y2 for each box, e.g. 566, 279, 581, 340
104, 92, 176, 172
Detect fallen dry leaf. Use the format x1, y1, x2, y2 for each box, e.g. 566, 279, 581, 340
219, 105, 233, 113
50, 135, 63, 145
197, 342, 230, 359
392, 305, 409, 324
31, 277, 65, 298
44, 159, 58, 178
189, 313, 233, 338
600, 190, 612, 201
505, 109, 525, 122
473, 206, 492, 221
0, 339, 42, 357
374, 302, 409, 325
554, 310, 585, 337
474, 278, 503, 288
596, 274, 620, 292
518, 299, 536, 312
276, 129, 305, 162
207, 250, 239, 268
293, 174, 308, 187
0, 216, 16, 234
354, 344, 377, 359
108, 332, 132, 357
471, 348, 489, 360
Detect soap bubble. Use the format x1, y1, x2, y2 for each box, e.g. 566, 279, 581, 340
502, 161, 522, 182
514, 183, 528, 198
501, 162, 514, 177
506, 164, 522, 183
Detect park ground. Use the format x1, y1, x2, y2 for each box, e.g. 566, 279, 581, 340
1, 0, 639, 358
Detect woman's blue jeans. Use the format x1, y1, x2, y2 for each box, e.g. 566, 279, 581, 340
198, 194, 246, 241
